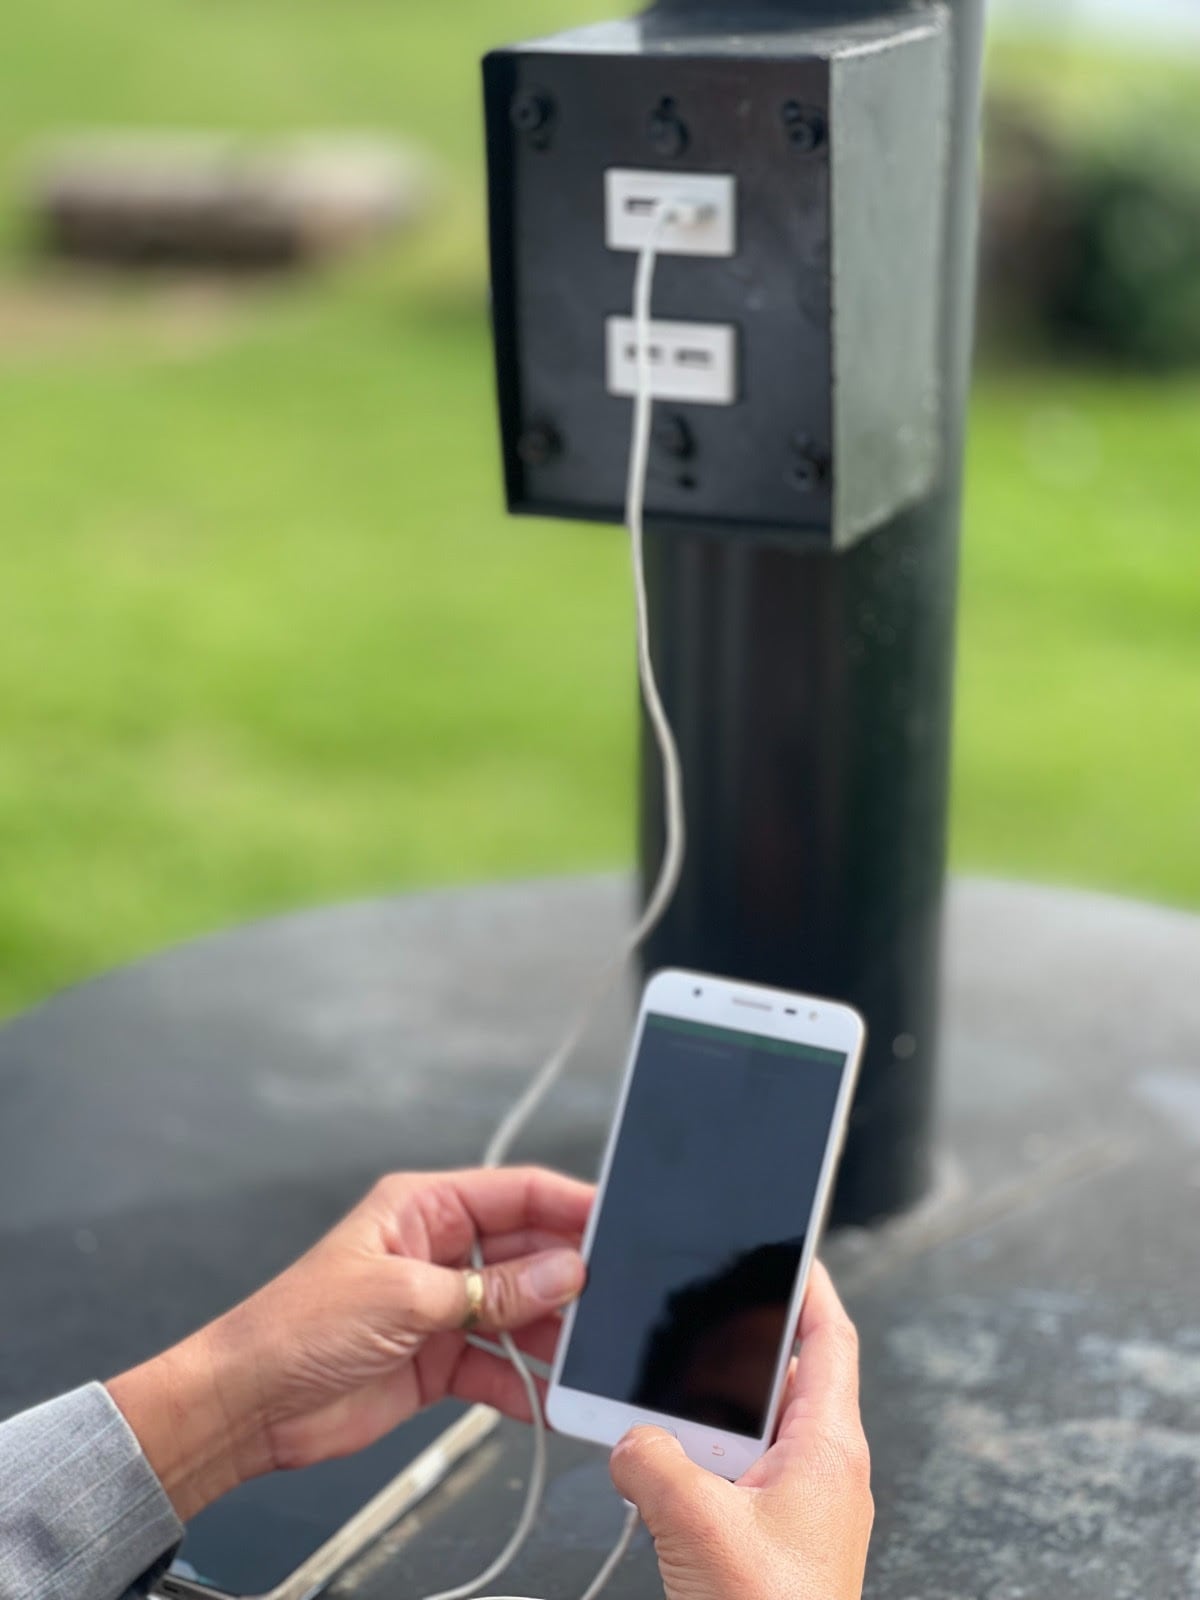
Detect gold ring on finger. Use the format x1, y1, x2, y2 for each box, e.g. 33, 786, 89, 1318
461, 1268, 486, 1330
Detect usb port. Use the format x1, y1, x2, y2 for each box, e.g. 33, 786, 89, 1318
605, 170, 736, 258
607, 316, 737, 406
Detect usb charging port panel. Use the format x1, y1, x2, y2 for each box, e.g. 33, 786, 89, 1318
606, 316, 738, 406
605, 170, 737, 258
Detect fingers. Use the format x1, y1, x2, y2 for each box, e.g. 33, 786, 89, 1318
373, 1168, 594, 1266
450, 1322, 560, 1420
494, 1311, 565, 1370
450, 1306, 568, 1416
463, 1311, 564, 1371
478, 1227, 584, 1266
396, 1248, 585, 1338
610, 1425, 725, 1536
451, 1355, 548, 1420
799, 1259, 851, 1343
444, 1166, 594, 1239
774, 1260, 862, 1443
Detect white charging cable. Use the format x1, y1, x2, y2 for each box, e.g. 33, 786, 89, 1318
421, 195, 706, 1600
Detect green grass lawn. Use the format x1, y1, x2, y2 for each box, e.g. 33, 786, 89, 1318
0, 0, 1197, 1015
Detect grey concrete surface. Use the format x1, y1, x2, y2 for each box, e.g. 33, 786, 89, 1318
1, 877, 1197, 1598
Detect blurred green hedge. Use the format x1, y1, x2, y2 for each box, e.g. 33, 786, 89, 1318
981, 94, 1200, 368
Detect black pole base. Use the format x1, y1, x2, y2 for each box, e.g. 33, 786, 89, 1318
635, 0, 984, 1226
640, 489, 957, 1228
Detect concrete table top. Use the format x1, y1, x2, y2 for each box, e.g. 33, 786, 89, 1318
1, 876, 1197, 1599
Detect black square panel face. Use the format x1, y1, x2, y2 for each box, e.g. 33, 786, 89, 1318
484, 44, 835, 543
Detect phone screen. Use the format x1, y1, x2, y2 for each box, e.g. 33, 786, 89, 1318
560, 1013, 847, 1440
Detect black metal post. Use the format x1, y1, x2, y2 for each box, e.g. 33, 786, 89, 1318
639, 0, 986, 1225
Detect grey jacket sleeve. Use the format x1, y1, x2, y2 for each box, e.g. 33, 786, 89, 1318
0, 1382, 184, 1600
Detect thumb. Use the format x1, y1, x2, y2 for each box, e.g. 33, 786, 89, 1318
610, 1425, 722, 1536
401, 1249, 586, 1334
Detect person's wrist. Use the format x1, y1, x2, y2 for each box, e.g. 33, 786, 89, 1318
107, 1317, 271, 1522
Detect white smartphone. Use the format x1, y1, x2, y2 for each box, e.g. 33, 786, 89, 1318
547, 967, 865, 1480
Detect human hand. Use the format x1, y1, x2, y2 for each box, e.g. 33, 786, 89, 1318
610, 1262, 873, 1600
108, 1166, 592, 1520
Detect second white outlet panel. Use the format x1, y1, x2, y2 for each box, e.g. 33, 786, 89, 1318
606, 317, 738, 406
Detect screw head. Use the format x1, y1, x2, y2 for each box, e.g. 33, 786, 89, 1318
516, 422, 561, 468
653, 413, 694, 460
510, 90, 554, 136
648, 100, 688, 159
787, 435, 828, 491
781, 101, 826, 153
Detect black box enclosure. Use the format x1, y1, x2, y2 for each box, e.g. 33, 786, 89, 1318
484, 9, 950, 550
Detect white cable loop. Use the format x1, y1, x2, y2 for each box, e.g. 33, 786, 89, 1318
421, 198, 694, 1600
